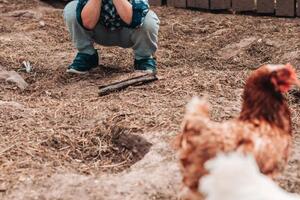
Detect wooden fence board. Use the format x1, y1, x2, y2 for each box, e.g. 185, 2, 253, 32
149, 0, 162, 6
257, 0, 274, 13
276, 0, 296, 17
165, 0, 299, 18
210, 0, 231, 10
297, 0, 300, 16
174, 0, 187, 7
167, 0, 175, 6
187, 0, 209, 8
232, 0, 255, 11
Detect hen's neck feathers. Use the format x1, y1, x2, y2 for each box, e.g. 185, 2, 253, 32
239, 69, 292, 133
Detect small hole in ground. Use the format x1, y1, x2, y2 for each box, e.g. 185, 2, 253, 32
41, 123, 152, 173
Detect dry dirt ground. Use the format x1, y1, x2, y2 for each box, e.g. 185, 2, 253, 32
0, 0, 300, 199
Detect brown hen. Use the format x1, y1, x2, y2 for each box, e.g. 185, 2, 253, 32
175, 64, 300, 200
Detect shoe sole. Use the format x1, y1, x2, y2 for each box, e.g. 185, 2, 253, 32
66, 68, 88, 74
135, 69, 157, 75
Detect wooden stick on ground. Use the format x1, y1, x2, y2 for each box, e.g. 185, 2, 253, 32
98, 73, 158, 96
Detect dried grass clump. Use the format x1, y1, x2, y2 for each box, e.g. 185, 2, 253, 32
40, 122, 152, 173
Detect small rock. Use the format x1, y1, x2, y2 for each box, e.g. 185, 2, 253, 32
218, 37, 257, 59
39, 20, 45, 27
0, 70, 28, 90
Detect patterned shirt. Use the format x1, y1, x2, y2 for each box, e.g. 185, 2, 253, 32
77, 0, 149, 31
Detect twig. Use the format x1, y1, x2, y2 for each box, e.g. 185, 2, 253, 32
98, 73, 158, 96
0, 144, 16, 155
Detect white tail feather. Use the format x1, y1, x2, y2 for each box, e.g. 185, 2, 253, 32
186, 96, 209, 116
199, 152, 300, 200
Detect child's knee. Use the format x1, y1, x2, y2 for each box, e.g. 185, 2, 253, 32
140, 10, 160, 34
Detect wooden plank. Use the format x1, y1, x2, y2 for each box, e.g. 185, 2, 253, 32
297, 0, 300, 16
187, 0, 209, 9
174, 0, 187, 7
276, 0, 296, 17
257, 0, 275, 13
167, 0, 175, 6
232, 0, 255, 11
210, 0, 231, 10
149, 0, 162, 6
